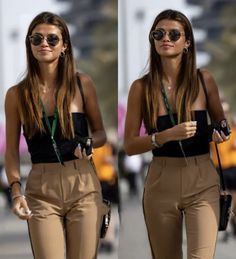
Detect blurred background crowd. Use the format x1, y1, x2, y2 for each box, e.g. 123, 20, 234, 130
0, 0, 236, 258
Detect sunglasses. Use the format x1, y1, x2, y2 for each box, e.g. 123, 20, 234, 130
29, 33, 61, 46
150, 29, 184, 42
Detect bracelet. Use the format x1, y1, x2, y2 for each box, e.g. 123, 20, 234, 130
9, 180, 22, 189
151, 133, 163, 148
11, 194, 26, 201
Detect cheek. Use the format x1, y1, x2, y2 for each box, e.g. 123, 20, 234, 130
30, 47, 38, 58
154, 42, 161, 54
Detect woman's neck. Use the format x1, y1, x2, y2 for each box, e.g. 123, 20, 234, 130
38, 62, 58, 88
161, 57, 181, 87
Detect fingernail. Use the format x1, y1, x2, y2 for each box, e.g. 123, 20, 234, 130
24, 209, 31, 214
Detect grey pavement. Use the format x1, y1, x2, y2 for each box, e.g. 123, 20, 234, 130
119, 179, 236, 259
1, 180, 235, 259
0, 196, 118, 259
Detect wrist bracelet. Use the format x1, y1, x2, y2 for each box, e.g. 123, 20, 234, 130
11, 194, 25, 201
151, 133, 163, 148
10, 180, 21, 189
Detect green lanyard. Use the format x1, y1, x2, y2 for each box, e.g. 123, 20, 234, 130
40, 99, 64, 165
160, 82, 187, 161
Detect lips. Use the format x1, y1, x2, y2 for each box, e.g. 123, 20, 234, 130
160, 44, 173, 48
39, 49, 52, 53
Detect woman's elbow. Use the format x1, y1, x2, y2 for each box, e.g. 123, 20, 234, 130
101, 133, 107, 146
92, 129, 107, 148
123, 141, 135, 156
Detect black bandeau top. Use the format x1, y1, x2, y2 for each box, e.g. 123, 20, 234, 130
152, 110, 210, 157
23, 112, 88, 163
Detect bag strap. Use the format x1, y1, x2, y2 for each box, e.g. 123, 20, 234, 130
198, 69, 226, 191
76, 73, 86, 110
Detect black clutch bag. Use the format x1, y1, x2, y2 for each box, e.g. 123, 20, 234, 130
100, 199, 111, 238
219, 193, 232, 231
214, 143, 232, 231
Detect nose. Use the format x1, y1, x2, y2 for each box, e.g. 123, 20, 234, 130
162, 31, 170, 41
41, 36, 49, 46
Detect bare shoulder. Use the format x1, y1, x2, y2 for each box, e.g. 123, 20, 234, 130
199, 68, 218, 94
128, 78, 144, 98
78, 72, 95, 96
5, 85, 19, 105
79, 73, 94, 89
5, 85, 22, 122
79, 72, 93, 84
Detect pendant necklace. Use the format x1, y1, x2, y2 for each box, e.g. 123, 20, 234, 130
39, 85, 56, 94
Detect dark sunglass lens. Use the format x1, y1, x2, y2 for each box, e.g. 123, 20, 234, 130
152, 30, 164, 41
47, 34, 60, 46
30, 35, 43, 46
169, 30, 181, 41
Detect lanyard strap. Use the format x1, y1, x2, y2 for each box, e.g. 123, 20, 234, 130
160, 85, 176, 126
160, 82, 187, 160
40, 99, 64, 165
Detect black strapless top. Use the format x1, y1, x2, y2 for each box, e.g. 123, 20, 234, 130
152, 110, 210, 157
24, 113, 88, 163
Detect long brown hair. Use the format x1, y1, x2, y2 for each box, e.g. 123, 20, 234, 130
18, 11, 76, 139
142, 9, 198, 133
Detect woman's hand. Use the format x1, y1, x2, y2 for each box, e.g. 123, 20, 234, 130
12, 196, 33, 220
212, 129, 230, 144
74, 144, 93, 160
170, 121, 197, 141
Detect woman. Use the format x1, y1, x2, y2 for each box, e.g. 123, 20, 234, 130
5, 12, 107, 259
124, 9, 230, 259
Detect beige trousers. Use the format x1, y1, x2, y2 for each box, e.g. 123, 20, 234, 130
25, 159, 107, 259
143, 154, 220, 259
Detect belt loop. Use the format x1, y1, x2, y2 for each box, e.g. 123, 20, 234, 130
160, 157, 166, 167
41, 164, 45, 173
194, 157, 198, 166
73, 159, 78, 170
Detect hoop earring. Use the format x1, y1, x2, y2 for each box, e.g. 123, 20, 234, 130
183, 48, 188, 54
60, 51, 65, 58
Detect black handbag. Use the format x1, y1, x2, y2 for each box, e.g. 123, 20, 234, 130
214, 143, 232, 231
100, 199, 111, 238
198, 70, 232, 231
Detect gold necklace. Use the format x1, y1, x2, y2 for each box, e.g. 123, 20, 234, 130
39, 85, 55, 94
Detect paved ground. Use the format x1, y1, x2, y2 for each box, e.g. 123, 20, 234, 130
118, 180, 236, 259
0, 180, 235, 259
0, 195, 118, 259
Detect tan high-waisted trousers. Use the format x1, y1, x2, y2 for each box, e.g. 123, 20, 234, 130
143, 154, 220, 259
25, 159, 107, 259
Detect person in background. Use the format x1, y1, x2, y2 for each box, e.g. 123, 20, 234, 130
0, 166, 12, 209
124, 9, 230, 259
123, 154, 142, 197
5, 11, 107, 259
211, 101, 236, 240
93, 140, 120, 253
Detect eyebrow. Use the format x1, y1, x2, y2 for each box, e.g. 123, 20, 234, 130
155, 27, 181, 30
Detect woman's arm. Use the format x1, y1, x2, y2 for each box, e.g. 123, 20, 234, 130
80, 74, 107, 148
201, 69, 229, 142
201, 69, 225, 122
5, 86, 32, 220
5, 86, 22, 192
124, 80, 198, 155
124, 80, 157, 155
